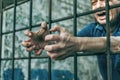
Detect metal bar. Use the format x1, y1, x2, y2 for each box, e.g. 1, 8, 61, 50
12, 0, 17, 80
0, 52, 107, 60
3, 0, 120, 12
73, 0, 77, 37
28, 0, 33, 80
73, 0, 78, 80
105, 0, 112, 80
0, 0, 3, 79
3, 0, 29, 11
48, 0, 52, 80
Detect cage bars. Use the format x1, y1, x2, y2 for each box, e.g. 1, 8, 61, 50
48, 0, 52, 80
105, 0, 112, 80
0, 0, 3, 79
27, 0, 33, 80
11, 0, 17, 80
0, 0, 120, 80
1, 3, 120, 35
73, 0, 78, 80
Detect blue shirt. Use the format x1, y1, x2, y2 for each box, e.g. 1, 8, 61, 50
77, 23, 120, 80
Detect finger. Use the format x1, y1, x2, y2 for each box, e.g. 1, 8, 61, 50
37, 22, 48, 36
35, 49, 43, 55
47, 51, 60, 60
41, 22, 47, 30
26, 45, 35, 52
21, 41, 32, 47
50, 25, 66, 33
47, 51, 70, 60
24, 30, 34, 37
45, 34, 60, 41
44, 44, 60, 52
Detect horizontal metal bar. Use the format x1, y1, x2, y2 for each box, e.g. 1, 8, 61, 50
2, 52, 119, 60
1, 56, 49, 60
2, 0, 29, 10
0, 52, 120, 61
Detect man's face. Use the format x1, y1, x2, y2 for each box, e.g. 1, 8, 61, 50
91, 0, 118, 25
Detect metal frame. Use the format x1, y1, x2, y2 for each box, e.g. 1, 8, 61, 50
0, 0, 120, 80
0, 0, 3, 78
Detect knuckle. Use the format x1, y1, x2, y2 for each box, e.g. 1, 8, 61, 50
60, 44, 65, 49
50, 45, 56, 51
50, 35, 57, 41
50, 35, 55, 39
49, 47, 53, 51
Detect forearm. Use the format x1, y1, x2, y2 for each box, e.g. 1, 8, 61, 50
71, 36, 120, 53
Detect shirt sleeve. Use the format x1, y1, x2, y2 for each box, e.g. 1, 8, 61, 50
77, 23, 95, 37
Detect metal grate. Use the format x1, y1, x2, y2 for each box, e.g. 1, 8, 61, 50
0, 0, 120, 80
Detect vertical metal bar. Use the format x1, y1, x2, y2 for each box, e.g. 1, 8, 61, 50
28, 0, 33, 80
105, 0, 112, 80
12, 0, 17, 80
48, 0, 52, 80
73, 0, 78, 80
0, 0, 3, 79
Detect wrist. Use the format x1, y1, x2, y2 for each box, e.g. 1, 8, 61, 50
69, 37, 84, 52
70, 37, 107, 53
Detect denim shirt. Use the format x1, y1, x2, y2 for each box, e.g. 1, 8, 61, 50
77, 23, 120, 80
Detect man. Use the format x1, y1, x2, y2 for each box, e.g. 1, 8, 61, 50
22, 0, 120, 80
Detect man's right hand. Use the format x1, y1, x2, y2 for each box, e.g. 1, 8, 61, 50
21, 22, 49, 55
